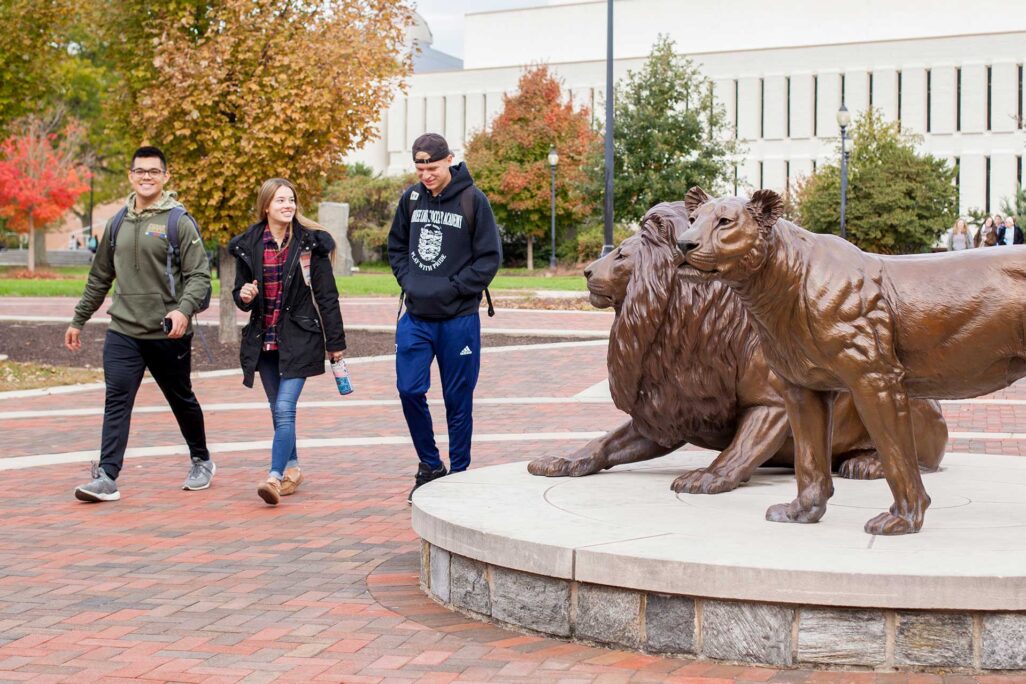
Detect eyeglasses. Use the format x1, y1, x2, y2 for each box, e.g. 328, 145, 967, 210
129, 168, 166, 178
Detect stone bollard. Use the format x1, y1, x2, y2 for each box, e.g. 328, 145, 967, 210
317, 202, 353, 277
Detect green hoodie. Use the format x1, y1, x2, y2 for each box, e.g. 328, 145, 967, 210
71, 191, 211, 339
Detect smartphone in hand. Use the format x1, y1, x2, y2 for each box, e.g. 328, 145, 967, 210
162, 317, 173, 334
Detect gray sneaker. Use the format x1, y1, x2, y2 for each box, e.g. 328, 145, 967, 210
183, 457, 216, 491
75, 463, 120, 502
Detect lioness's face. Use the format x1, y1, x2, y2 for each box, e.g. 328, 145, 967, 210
677, 197, 761, 278
584, 235, 640, 309
676, 187, 783, 283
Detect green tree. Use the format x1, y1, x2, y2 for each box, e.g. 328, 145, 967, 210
606, 35, 738, 223
999, 187, 1026, 222
321, 164, 415, 262
796, 108, 957, 254
134, 0, 411, 342
465, 65, 600, 270
0, 0, 76, 134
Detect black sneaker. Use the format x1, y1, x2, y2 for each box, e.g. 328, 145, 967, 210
408, 463, 447, 505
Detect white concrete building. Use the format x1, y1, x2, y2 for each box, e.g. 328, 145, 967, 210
352, 1, 1026, 215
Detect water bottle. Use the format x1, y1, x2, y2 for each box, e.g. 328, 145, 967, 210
331, 358, 353, 395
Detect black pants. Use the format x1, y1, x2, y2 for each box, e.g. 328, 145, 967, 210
99, 330, 210, 480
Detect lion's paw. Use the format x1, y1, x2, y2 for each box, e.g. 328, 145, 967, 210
671, 469, 741, 494
527, 455, 604, 477
864, 511, 922, 536
765, 499, 826, 524
838, 453, 885, 480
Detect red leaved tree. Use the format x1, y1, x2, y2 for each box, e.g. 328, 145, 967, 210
465, 65, 600, 269
0, 115, 89, 271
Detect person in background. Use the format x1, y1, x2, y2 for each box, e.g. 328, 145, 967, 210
947, 218, 973, 251
976, 217, 997, 247
65, 145, 214, 502
229, 178, 347, 506
998, 215, 1024, 246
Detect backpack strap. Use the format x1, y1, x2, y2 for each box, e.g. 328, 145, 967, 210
108, 207, 129, 251
164, 207, 188, 298
460, 187, 494, 317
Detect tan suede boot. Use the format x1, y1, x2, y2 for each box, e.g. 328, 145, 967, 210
257, 477, 282, 505
280, 466, 303, 496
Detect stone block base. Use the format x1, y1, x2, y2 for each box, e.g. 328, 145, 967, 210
420, 541, 1026, 673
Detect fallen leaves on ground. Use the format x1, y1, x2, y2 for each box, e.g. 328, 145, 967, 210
0, 360, 103, 392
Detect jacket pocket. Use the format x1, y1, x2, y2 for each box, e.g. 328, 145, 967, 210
108, 293, 167, 333
290, 315, 322, 334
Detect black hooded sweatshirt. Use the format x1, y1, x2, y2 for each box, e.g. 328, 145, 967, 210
387, 163, 501, 319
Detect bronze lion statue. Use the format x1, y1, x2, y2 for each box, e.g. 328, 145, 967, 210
529, 201, 947, 494
677, 186, 1026, 534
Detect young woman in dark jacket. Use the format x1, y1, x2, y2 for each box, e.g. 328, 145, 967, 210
228, 178, 346, 505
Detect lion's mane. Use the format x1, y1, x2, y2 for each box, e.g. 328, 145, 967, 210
607, 202, 761, 448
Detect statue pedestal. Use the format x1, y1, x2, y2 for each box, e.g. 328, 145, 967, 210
413, 451, 1026, 672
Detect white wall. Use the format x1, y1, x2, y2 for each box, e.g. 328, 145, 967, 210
463, 0, 1026, 70
351, 27, 1026, 217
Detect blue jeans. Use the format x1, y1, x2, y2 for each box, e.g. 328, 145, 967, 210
395, 312, 481, 472
257, 351, 306, 479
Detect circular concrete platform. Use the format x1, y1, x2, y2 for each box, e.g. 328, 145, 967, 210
412, 451, 1026, 671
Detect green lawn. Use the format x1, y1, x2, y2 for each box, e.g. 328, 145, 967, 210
0, 267, 586, 297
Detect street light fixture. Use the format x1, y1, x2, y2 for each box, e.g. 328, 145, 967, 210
836, 104, 851, 241
548, 145, 559, 270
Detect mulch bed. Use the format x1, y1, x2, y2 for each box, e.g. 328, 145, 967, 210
0, 322, 578, 372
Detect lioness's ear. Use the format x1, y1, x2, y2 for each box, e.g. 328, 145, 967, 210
684, 187, 711, 216
746, 189, 784, 229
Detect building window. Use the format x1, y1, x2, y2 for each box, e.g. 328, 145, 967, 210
1019, 65, 1024, 130
786, 76, 791, 138
785, 160, 791, 189
812, 159, 818, 173
956, 68, 962, 132
869, 72, 874, 107
897, 70, 903, 130
734, 80, 739, 140
926, 69, 932, 133
986, 65, 992, 131
985, 156, 991, 212
841, 73, 846, 105
954, 156, 960, 191
813, 75, 819, 137
760, 78, 765, 139
759, 161, 764, 189
1017, 155, 1023, 190
733, 165, 739, 195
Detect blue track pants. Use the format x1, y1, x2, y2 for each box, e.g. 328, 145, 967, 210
395, 312, 481, 472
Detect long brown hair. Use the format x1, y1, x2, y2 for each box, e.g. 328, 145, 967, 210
255, 178, 334, 259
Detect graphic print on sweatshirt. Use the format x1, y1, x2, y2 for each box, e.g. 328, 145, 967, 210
410, 208, 464, 272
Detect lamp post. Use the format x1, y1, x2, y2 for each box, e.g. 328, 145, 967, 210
837, 104, 851, 241
548, 145, 559, 270
601, 0, 614, 256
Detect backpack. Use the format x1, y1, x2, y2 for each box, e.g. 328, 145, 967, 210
408, 186, 495, 317
108, 206, 212, 313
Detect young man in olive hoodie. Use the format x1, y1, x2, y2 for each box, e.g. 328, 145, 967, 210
387, 134, 502, 504
65, 146, 214, 502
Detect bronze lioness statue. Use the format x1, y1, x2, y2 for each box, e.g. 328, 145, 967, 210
528, 202, 947, 493
676, 187, 1024, 535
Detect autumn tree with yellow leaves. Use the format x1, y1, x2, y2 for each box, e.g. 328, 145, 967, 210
136, 0, 411, 341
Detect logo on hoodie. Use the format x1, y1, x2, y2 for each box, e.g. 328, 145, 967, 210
414, 224, 445, 269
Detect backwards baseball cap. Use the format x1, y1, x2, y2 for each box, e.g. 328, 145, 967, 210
412, 133, 451, 164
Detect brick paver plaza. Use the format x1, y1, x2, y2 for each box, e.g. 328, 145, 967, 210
1, 297, 1024, 683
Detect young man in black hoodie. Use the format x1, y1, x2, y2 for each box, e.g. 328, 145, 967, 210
387, 133, 502, 503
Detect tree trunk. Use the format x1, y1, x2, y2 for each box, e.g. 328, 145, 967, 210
218, 244, 239, 345
27, 215, 36, 273
32, 227, 48, 268
527, 235, 534, 271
